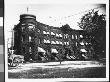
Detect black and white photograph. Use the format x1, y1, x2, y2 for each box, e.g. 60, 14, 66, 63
5, 0, 109, 82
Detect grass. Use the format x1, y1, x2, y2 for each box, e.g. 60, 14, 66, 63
8, 67, 106, 78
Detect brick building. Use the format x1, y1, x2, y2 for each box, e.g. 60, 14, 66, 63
13, 14, 94, 62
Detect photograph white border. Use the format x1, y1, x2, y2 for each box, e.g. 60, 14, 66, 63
5, 0, 109, 82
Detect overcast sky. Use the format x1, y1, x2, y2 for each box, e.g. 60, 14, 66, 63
4, 0, 106, 43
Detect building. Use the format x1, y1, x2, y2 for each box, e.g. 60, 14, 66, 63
13, 14, 94, 62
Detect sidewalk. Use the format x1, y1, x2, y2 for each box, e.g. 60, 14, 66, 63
8, 61, 105, 73
23, 61, 105, 66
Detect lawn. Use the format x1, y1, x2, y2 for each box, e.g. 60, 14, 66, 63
8, 67, 106, 78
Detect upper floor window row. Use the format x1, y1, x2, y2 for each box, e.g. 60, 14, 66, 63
43, 31, 50, 35
44, 39, 50, 43
21, 23, 35, 27
56, 33, 63, 37
43, 31, 63, 38
51, 40, 63, 45
64, 41, 69, 45
64, 34, 68, 39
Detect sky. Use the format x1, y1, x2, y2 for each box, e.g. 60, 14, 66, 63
4, 0, 106, 43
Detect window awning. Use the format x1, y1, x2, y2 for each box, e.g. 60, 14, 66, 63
85, 42, 88, 45
38, 47, 46, 53
80, 35, 83, 38
51, 48, 58, 53
44, 39, 47, 43
46, 32, 50, 34
80, 42, 84, 45
67, 42, 69, 45
59, 41, 62, 44
51, 32, 55, 35
43, 31, 47, 34
56, 41, 59, 44
64, 42, 66, 45
51, 41, 56, 44
59, 34, 62, 37
9, 50, 14, 54
80, 49, 87, 52
56, 33, 59, 37
47, 40, 50, 43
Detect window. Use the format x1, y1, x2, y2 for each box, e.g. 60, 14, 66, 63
21, 23, 26, 25
76, 42, 77, 46
72, 35, 74, 39
51, 32, 55, 35
59, 41, 63, 45
28, 25, 33, 29
64, 42, 66, 45
66, 34, 68, 38
28, 24, 35, 31
44, 39, 47, 43
44, 39, 50, 44
56, 41, 59, 44
80, 42, 84, 45
51, 41, 56, 44
38, 29, 40, 33
29, 47, 32, 53
67, 42, 69, 45
46, 32, 50, 35
85, 42, 88, 45
80, 35, 83, 38
29, 36, 32, 42
43, 31, 47, 34
64, 34, 65, 39
21, 37, 23, 42
64, 34, 68, 39
56, 33, 59, 37
64, 42, 69, 45
39, 38, 41, 44
59, 34, 62, 37
43, 31, 50, 35
21, 26, 25, 32
75, 34, 77, 39
47, 40, 50, 43
22, 35, 25, 42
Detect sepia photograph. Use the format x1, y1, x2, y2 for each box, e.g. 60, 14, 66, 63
4, 0, 109, 82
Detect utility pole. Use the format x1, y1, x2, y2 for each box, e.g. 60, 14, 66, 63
27, 7, 29, 13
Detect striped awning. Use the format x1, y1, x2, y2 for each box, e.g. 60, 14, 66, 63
43, 31, 47, 34
51, 32, 55, 35
80, 42, 84, 45
56, 41, 59, 44
38, 47, 46, 53
51, 41, 56, 44
80, 49, 87, 52
51, 48, 58, 53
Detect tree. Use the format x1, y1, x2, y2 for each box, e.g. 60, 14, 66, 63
78, 10, 106, 59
